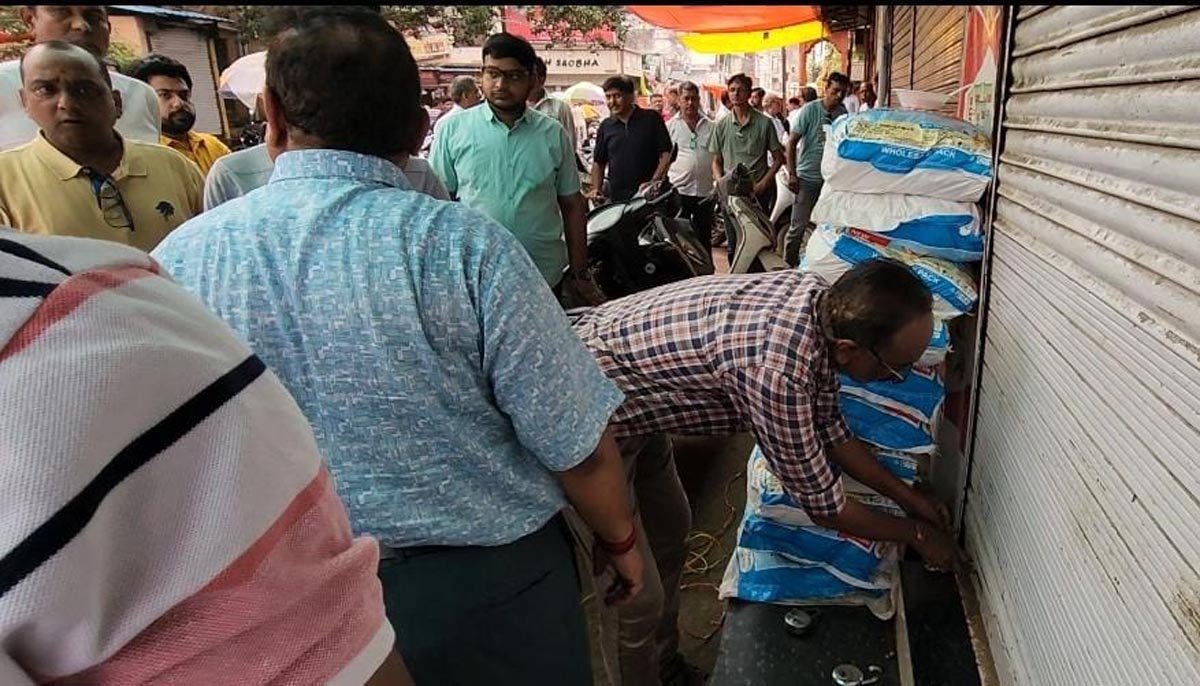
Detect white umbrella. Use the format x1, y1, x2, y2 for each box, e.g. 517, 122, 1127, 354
562, 81, 606, 105
218, 50, 266, 112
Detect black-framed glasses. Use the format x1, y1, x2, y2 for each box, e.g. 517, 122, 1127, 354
869, 347, 910, 383
480, 66, 529, 84
86, 169, 135, 233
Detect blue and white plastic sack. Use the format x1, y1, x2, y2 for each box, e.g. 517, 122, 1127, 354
811, 189, 984, 262
723, 447, 902, 619
718, 547, 896, 619
748, 444, 919, 526
921, 318, 951, 367
839, 365, 945, 453
821, 108, 992, 202
801, 225, 979, 319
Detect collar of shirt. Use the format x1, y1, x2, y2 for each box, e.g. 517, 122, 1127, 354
269, 148, 413, 191
731, 107, 765, 130
30, 130, 146, 182
162, 130, 205, 156
481, 102, 536, 130
670, 113, 712, 130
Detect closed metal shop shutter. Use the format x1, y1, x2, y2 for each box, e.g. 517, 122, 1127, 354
889, 5, 915, 96
148, 27, 223, 135
912, 6, 967, 115
887, 6, 968, 114
967, 6, 1200, 684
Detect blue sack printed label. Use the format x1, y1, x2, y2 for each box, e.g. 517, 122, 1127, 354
837, 140, 992, 178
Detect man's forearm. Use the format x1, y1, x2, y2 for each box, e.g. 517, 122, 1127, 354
811, 498, 918, 545
830, 437, 923, 512
711, 156, 724, 182
785, 134, 799, 176
560, 193, 588, 274
556, 430, 636, 544
652, 152, 672, 182
590, 162, 605, 195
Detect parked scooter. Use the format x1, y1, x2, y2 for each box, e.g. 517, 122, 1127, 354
715, 164, 790, 273
582, 179, 715, 299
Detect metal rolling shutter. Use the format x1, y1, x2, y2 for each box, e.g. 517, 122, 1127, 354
967, 6, 1200, 684
888, 5, 914, 98
148, 26, 223, 135
887, 6, 968, 114
912, 6, 967, 115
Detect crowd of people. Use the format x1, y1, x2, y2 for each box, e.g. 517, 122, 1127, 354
0, 5, 960, 685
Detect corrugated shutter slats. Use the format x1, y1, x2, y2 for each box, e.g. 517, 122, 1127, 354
888, 6, 968, 115
968, 6, 1200, 684
889, 5, 914, 98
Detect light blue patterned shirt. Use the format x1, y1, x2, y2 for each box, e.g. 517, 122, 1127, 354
152, 149, 623, 548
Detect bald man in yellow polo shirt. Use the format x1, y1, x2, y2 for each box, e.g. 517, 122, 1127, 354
0, 42, 202, 253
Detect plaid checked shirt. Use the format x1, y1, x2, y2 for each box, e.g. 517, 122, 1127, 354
574, 270, 850, 516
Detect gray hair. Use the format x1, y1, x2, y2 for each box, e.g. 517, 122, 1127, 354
450, 75, 478, 104
678, 81, 700, 97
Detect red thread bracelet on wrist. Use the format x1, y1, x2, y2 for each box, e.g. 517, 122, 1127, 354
599, 525, 638, 556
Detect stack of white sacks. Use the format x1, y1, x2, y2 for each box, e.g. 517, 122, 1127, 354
720, 108, 993, 619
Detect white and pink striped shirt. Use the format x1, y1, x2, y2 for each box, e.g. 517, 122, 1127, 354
0, 230, 393, 684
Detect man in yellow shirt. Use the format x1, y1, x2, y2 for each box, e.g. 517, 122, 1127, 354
0, 41, 202, 253
127, 53, 230, 176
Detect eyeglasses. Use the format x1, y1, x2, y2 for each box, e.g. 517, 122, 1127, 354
481, 66, 529, 84
869, 347, 911, 383
86, 169, 135, 234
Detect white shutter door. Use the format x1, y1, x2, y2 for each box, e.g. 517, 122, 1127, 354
148, 27, 223, 135
968, 6, 1200, 684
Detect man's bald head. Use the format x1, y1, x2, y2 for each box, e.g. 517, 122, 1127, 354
19, 40, 121, 155
20, 40, 111, 87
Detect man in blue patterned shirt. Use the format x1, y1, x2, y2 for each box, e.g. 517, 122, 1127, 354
151, 8, 642, 685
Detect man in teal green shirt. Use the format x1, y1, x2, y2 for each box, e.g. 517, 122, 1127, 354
783, 71, 849, 266
431, 33, 600, 302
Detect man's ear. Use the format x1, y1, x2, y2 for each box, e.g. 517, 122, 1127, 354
833, 338, 861, 367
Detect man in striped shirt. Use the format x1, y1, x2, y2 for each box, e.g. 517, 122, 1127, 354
0, 230, 409, 684
574, 261, 963, 682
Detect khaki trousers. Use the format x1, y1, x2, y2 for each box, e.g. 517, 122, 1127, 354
567, 434, 693, 686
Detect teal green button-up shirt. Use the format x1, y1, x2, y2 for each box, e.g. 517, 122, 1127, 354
431, 103, 580, 286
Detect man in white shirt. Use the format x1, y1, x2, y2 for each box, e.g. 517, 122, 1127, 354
428, 75, 480, 149
666, 81, 715, 255
529, 56, 579, 154
204, 108, 448, 210
764, 93, 789, 146
0, 5, 158, 151
714, 90, 731, 121
844, 80, 862, 115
